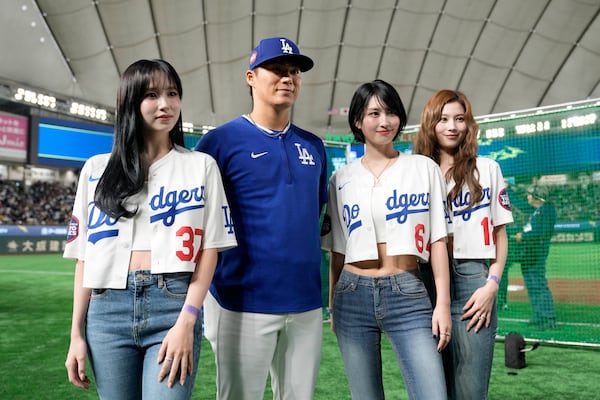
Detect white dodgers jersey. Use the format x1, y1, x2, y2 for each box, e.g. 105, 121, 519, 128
63, 146, 237, 289
448, 157, 513, 259
324, 154, 450, 263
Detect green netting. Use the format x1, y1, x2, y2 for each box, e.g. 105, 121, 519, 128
322, 101, 600, 347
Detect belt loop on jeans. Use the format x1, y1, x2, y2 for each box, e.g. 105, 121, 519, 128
158, 274, 165, 288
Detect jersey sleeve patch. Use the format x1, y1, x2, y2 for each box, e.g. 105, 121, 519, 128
66, 215, 79, 243
498, 188, 511, 211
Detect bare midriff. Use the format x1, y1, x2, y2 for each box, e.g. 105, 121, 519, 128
343, 242, 418, 277
129, 250, 152, 271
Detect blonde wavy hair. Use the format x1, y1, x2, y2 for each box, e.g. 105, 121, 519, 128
413, 89, 482, 209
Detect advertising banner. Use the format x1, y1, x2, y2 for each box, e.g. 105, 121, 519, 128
0, 225, 67, 254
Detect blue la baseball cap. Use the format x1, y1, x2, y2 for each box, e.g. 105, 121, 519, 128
249, 37, 314, 72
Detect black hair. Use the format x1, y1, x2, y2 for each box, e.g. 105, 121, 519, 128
348, 79, 407, 143
94, 59, 184, 219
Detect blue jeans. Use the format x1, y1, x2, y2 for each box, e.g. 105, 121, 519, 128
446, 260, 497, 400
333, 269, 446, 400
521, 257, 556, 323
86, 271, 202, 400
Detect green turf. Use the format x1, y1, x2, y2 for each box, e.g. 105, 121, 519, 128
500, 242, 600, 343
1, 254, 599, 399
521, 242, 600, 280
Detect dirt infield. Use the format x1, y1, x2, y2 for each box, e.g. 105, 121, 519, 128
507, 278, 600, 304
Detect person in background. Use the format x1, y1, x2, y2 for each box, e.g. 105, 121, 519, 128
63, 59, 236, 399
195, 37, 327, 400
413, 89, 513, 399
498, 181, 530, 310
323, 79, 451, 400
516, 185, 557, 329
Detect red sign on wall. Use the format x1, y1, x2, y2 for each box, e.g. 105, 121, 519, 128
0, 111, 28, 161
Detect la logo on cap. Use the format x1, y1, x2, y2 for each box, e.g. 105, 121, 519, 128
249, 36, 314, 72
280, 39, 294, 55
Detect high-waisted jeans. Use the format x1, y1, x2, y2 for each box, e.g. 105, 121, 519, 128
446, 259, 497, 400
86, 271, 202, 400
333, 269, 446, 400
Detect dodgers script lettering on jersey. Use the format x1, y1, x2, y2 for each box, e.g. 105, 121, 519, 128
67, 185, 211, 246
343, 203, 362, 235
452, 186, 492, 221
64, 203, 119, 245
149, 186, 206, 227
344, 189, 432, 233
386, 189, 430, 224
86, 203, 119, 244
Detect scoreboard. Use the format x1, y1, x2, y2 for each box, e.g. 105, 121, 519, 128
478, 104, 598, 139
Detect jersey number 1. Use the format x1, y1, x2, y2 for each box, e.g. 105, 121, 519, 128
481, 217, 495, 246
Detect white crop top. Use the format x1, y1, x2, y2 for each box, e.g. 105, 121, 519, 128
371, 186, 388, 242
322, 154, 449, 264
63, 147, 238, 289
130, 186, 152, 250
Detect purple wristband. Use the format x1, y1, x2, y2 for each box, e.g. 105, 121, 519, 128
487, 274, 500, 285
182, 303, 200, 317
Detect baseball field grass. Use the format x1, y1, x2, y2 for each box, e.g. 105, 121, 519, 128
1, 253, 599, 399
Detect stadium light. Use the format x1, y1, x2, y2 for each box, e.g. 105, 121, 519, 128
69, 101, 108, 121
14, 88, 56, 109
201, 125, 215, 134
182, 121, 194, 132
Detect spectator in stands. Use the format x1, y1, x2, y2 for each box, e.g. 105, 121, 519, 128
413, 89, 513, 399
0, 180, 74, 225
195, 37, 327, 400
63, 59, 236, 399
516, 185, 557, 329
323, 80, 451, 399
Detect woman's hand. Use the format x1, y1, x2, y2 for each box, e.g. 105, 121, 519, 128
65, 335, 90, 389
328, 307, 336, 334
432, 303, 452, 352
429, 239, 452, 352
157, 314, 195, 388
461, 281, 498, 332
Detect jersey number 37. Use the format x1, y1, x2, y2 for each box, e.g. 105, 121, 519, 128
176, 226, 204, 263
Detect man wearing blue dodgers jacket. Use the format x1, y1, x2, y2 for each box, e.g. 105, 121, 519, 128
195, 37, 327, 400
